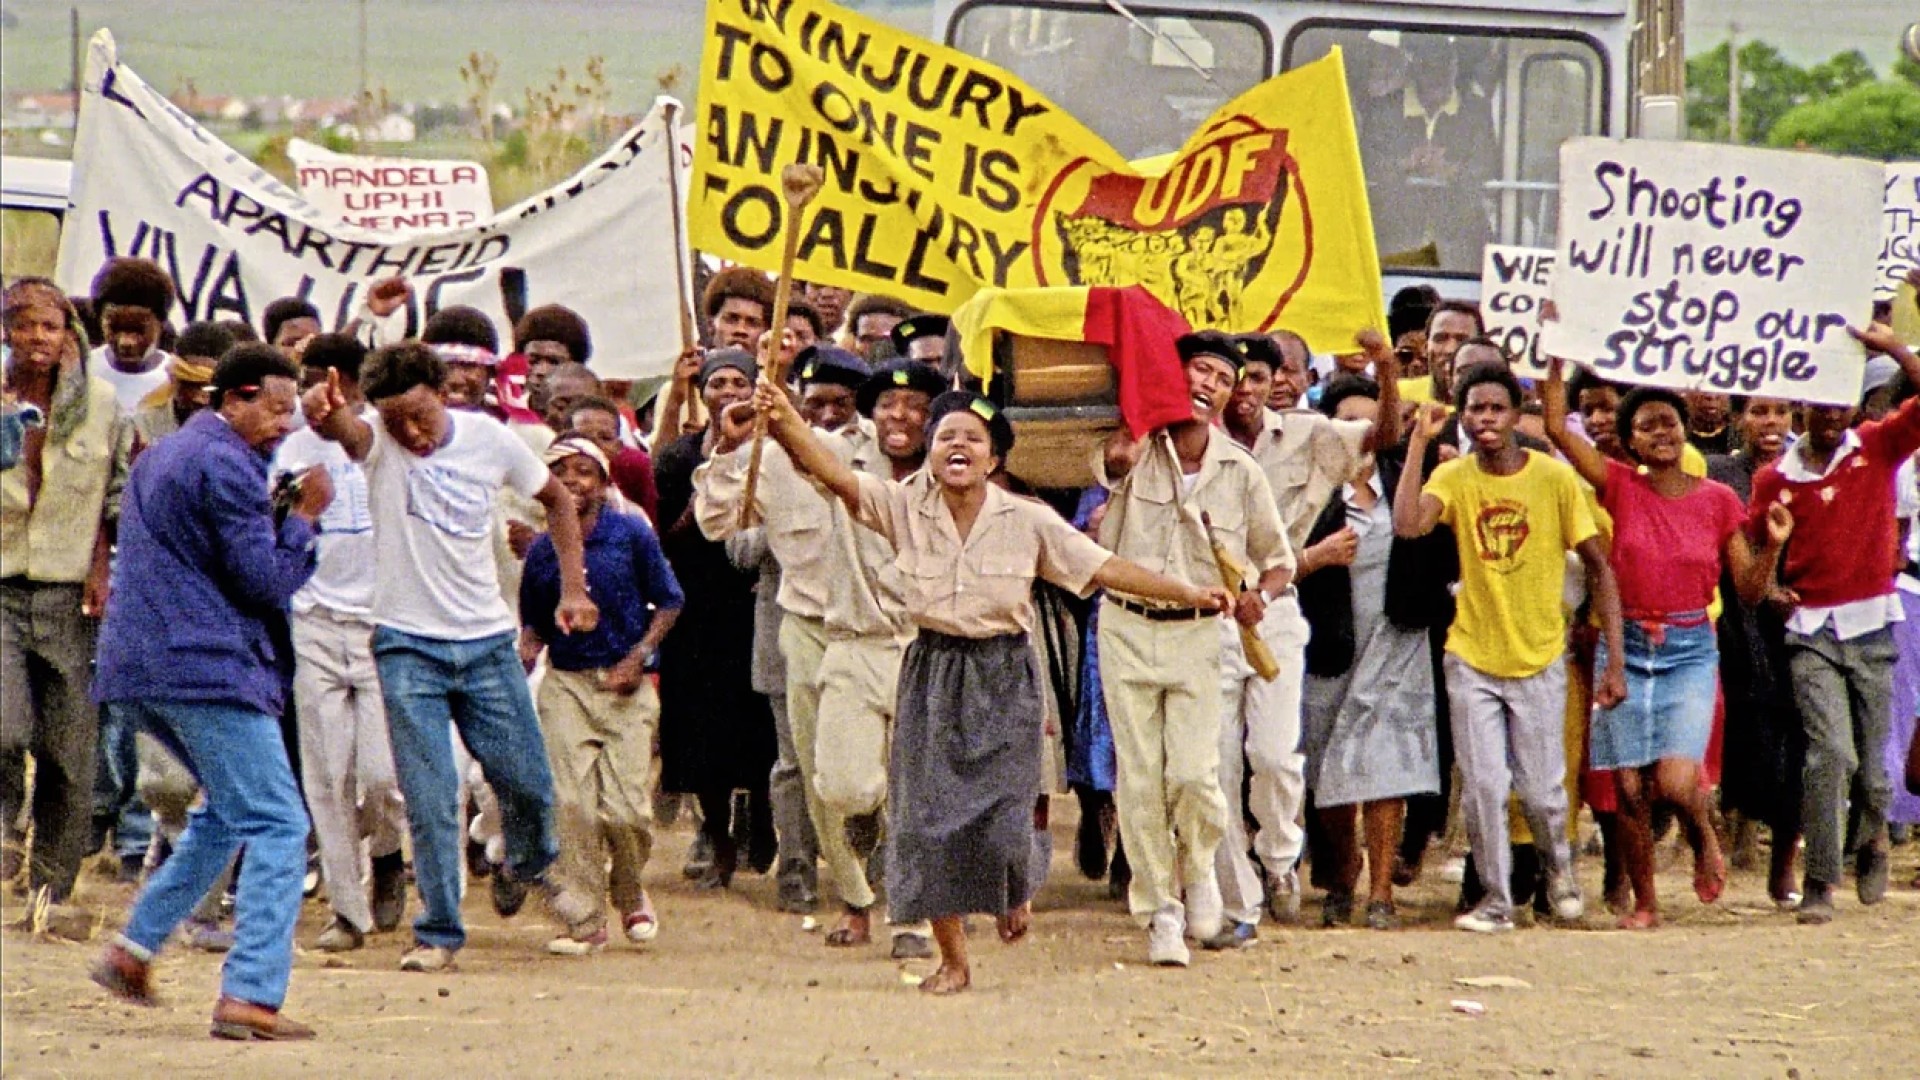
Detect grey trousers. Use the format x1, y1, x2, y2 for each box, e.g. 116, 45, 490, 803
1444, 654, 1573, 916
0, 580, 101, 901
768, 692, 818, 896
1786, 625, 1896, 887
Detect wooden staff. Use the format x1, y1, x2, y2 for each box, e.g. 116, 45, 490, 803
660, 100, 705, 434
1200, 511, 1282, 681
737, 162, 825, 528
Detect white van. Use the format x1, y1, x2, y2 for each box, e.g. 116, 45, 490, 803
1, 155, 74, 282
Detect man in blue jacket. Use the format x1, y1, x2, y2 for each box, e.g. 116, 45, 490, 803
88, 343, 335, 1041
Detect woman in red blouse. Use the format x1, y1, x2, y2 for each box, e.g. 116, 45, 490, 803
1546, 360, 1793, 928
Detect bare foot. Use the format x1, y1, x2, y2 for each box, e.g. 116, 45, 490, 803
825, 908, 871, 948
1616, 908, 1659, 931
997, 903, 1031, 944
1693, 843, 1726, 905
917, 963, 971, 995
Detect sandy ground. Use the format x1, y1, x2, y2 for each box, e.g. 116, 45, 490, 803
3, 808, 1916, 1079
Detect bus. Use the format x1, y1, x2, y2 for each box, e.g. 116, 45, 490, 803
1, 155, 73, 283
931, 0, 1681, 300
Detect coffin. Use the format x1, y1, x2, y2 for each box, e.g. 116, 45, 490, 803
989, 331, 1119, 491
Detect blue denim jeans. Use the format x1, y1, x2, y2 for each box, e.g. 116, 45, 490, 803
93, 704, 154, 860
373, 627, 558, 951
113, 699, 308, 1008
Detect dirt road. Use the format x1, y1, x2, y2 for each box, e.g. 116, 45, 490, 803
4, 811, 1914, 1078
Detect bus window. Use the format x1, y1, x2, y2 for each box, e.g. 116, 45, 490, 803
1, 208, 62, 284
1289, 25, 1602, 276
948, 3, 1269, 160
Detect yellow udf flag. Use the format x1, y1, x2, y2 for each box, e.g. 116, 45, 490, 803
690, 0, 1384, 351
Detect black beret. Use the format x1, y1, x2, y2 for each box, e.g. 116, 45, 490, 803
856, 359, 947, 416
889, 313, 949, 357
926, 390, 1014, 459
794, 345, 870, 391
1175, 330, 1245, 370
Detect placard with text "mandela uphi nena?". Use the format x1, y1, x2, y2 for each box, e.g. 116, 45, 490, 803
1540, 138, 1882, 407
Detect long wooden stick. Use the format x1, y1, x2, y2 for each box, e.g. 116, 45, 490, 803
1200, 511, 1282, 681
737, 163, 824, 528
659, 101, 705, 434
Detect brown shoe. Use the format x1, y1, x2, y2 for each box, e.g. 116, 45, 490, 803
210, 997, 316, 1041
90, 941, 158, 1007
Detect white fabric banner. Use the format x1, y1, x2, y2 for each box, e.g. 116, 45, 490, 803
1540, 137, 1882, 407
55, 30, 694, 381
287, 139, 494, 235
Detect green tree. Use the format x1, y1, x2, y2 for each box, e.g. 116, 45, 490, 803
1681, 40, 1873, 143
1896, 52, 1920, 90
1804, 49, 1876, 98
1766, 80, 1920, 161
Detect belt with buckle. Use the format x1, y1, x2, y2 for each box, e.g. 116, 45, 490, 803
1106, 595, 1212, 622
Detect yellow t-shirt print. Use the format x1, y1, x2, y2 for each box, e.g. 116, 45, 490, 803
1471, 498, 1533, 574
1425, 451, 1599, 679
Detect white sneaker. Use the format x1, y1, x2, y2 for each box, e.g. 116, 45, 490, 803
1185, 874, 1224, 942
1265, 866, 1302, 924
1453, 903, 1516, 934
1148, 905, 1190, 967
1547, 872, 1585, 922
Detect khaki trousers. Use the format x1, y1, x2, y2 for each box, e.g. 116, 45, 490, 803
780, 615, 877, 911
293, 607, 405, 934
1098, 602, 1228, 925
1213, 594, 1310, 925
538, 668, 657, 920
816, 634, 902, 815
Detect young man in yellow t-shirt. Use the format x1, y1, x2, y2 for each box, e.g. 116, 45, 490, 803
1393, 364, 1626, 933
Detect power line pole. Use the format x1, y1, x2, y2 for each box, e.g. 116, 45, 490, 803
357, 0, 369, 126
69, 6, 81, 126
1727, 21, 1741, 142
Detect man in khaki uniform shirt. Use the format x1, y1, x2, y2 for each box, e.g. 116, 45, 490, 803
1206, 332, 1398, 937
1097, 331, 1292, 965
696, 352, 944, 955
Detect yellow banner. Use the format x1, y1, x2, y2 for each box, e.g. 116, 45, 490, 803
690, 0, 1385, 350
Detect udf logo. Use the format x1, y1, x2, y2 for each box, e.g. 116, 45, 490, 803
1031, 115, 1314, 332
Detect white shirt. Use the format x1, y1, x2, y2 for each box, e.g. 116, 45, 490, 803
273, 410, 376, 618
366, 409, 549, 640
90, 345, 172, 413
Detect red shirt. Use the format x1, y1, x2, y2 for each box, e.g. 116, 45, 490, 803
1748, 397, 1920, 609
1601, 458, 1744, 615
611, 447, 659, 523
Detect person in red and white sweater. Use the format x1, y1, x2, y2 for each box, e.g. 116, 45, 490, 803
1746, 322, 1920, 925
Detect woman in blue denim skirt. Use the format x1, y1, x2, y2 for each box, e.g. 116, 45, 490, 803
1545, 360, 1793, 929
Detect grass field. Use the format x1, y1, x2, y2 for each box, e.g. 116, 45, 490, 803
1, 0, 940, 113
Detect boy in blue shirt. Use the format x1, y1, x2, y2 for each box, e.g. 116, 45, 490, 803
520, 434, 684, 954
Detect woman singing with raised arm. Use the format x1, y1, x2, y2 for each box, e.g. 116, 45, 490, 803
740, 379, 1230, 995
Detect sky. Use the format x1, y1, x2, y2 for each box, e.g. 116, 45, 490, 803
1687, 0, 1912, 68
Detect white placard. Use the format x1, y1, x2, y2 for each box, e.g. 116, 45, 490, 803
1540, 137, 1882, 406
55, 31, 695, 381
1480, 245, 1553, 375
1882, 163, 1919, 302
288, 140, 494, 235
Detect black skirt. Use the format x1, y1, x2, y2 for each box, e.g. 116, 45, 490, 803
886, 630, 1041, 922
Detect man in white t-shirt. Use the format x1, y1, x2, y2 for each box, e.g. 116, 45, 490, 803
302, 341, 600, 974
87, 257, 176, 412
272, 333, 408, 954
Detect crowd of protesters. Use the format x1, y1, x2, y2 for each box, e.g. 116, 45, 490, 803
2, 248, 1916, 1038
